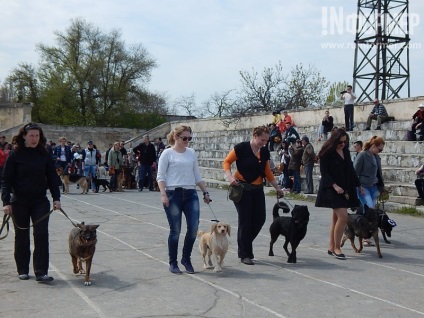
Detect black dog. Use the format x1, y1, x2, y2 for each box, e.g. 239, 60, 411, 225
342, 205, 382, 258
377, 209, 396, 244
269, 203, 310, 264
93, 178, 112, 193
355, 206, 396, 244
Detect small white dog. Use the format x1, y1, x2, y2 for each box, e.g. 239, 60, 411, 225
198, 222, 231, 272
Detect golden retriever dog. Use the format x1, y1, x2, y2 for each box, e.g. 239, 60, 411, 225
56, 167, 88, 194
198, 222, 231, 272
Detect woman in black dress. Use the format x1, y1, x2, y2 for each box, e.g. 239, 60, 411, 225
315, 129, 361, 260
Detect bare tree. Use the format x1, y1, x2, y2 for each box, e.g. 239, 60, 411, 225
202, 89, 239, 117
238, 61, 286, 113
173, 93, 199, 117
281, 64, 329, 109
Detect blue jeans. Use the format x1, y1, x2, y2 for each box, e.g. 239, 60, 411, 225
84, 165, 97, 190
138, 164, 153, 190
292, 169, 301, 192
357, 184, 379, 209
163, 188, 200, 264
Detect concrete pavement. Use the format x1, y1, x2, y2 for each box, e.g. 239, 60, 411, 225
1, 186, 424, 318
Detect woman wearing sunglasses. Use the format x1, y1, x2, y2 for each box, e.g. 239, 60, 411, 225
315, 128, 361, 260
157, 125, 211, 274
353, 136, 385, 210
223, 125, 285, 265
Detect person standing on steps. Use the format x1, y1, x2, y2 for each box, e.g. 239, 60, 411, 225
340, 85, 356, 131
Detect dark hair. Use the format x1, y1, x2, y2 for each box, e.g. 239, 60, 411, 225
354, 140, 363, 147
318, 128, 348, 158
347, 85, 353, 89
12, 122, 47, 152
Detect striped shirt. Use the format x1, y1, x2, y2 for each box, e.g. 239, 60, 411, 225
371, 103, 388, 116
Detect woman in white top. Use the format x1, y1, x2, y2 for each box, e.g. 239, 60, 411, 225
157, 125, 211, 274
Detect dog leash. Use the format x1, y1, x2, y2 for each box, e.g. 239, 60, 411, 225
207, 204, 220, 223
0, 215, 10, 240
2, 208, 79, 237
277, 194, 294, 209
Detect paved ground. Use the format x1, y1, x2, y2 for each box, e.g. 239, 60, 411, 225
1, 186, 424, 318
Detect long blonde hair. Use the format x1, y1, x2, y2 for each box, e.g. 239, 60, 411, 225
363, 136, 385, 151
167, 125, 192, 146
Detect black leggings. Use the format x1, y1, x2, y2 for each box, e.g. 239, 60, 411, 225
12, 199, 51, 276
234, 188, 266, 259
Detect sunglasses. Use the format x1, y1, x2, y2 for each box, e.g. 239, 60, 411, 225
179, 136, 193, 142
24, 124, 40, 132
338, 140, 347, 145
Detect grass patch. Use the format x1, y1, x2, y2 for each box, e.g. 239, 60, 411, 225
390, 206, 424, 217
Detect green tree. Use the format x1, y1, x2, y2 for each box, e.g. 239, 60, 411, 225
325, 81, 349, 106
7, 18, 161, 127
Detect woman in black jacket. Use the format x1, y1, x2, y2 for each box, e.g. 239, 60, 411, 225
315, 129, 361, 260
1, 123, 61, 282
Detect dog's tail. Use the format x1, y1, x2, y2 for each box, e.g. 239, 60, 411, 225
197, 230, 206, 237
273, 202, 290, 219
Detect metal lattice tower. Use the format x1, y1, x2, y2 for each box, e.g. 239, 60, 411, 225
353, 0, 410, 102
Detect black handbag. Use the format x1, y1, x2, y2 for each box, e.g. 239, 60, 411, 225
228, 184, 244, 203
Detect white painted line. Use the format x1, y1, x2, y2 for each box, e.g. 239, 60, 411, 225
49, 264, 108, 318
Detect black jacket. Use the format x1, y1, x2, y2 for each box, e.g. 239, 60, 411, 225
315, 149, 360, 209
133, 142, 156, 165
1, 147, 61, 205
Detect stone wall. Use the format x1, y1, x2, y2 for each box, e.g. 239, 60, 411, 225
0, 103, 32, 131
169, 96, 424, 133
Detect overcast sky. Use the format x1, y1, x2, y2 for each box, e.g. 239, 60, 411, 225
1, 0, 423, 106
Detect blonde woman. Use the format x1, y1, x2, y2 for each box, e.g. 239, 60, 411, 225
157, 125, 211, 274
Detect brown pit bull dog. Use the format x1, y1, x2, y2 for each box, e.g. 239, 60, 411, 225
69, 222, 99, 286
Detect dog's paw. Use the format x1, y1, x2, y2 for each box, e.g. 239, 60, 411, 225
79, 270, 86, 274
269, 251, 274, 257
84, 281, 92, 286
213, 267, 223, 272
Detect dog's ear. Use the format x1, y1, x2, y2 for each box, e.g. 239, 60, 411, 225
226, 224, 231, 236
77, 222, 85, 228
91, 225, 99, 230
210, 223, 217, 234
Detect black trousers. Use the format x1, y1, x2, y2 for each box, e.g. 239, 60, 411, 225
234, 187, 266, 259
344, 104, 354, 130
415, 179, 424, 198
12, 199, 51, 276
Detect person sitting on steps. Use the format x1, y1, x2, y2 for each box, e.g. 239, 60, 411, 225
365, 99, 389, 131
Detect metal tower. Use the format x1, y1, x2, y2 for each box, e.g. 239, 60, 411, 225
353, 0, 410, 102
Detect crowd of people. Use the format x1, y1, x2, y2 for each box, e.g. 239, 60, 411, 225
1, 92, 424, 278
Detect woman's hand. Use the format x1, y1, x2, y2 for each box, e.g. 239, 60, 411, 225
203, 193, 212, 204
3, 205, 12, 215
333, 184, 344, 194
359, 186, 366, 195
53, 201, 61, 210
161, 193, 169, 207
